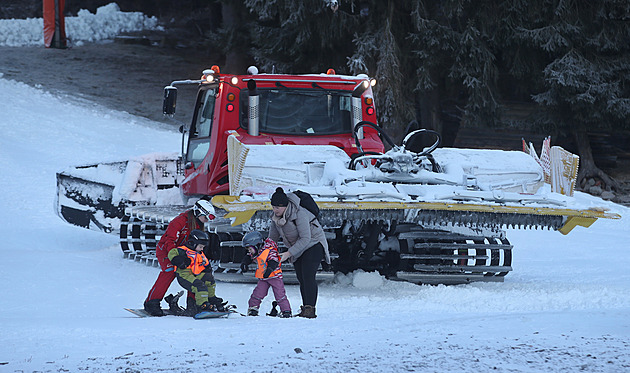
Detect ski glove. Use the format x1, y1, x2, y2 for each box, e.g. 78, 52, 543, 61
263, 260, 279, 278
171, 255, 191, 269
240, 255, 252, 273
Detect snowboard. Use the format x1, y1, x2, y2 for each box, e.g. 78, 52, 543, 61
124, 308, 179, 318
125, 291, 238, 318
124, 307, 232, 319
193, 310, 232, 319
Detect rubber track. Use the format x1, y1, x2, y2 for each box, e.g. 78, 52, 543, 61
119, 212, 514, 284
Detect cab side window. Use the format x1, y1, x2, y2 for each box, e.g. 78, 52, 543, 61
187, 89, 216, 165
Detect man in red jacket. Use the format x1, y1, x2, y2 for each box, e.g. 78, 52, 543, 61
143, 199, 216, 316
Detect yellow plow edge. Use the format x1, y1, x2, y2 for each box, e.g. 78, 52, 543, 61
211, 195, 621, 233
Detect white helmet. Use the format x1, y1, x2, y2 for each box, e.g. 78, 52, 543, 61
193, 199, 215, 219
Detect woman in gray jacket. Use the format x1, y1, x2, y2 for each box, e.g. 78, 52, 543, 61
269, 187, 331, 318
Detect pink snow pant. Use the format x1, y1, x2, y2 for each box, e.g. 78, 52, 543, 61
248, 277, 291, 312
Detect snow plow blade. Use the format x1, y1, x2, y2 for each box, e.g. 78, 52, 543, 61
56, 170, 126, 233
211, 195, 620, 235
55, 154, 184, 234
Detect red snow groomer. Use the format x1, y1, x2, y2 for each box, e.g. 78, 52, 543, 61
55, 65, 620, 285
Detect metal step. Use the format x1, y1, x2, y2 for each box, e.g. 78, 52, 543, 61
394, 271, 505, 285
412, 264, 512, 273
220, 240, 247, 247
126, 205, 187, 224
412, 242, 513, 250
401, 254, 490, 260
399, 231, 495, 241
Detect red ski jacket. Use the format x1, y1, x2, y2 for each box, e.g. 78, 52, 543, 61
156, 211, 202, 262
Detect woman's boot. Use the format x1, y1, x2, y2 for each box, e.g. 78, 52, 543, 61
296, 305, 316, 318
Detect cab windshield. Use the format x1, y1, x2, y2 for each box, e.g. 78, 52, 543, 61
240, 88, 353, 135
185, 88, 216, 166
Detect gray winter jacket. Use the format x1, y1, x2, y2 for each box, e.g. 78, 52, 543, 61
268, 193, 331, 264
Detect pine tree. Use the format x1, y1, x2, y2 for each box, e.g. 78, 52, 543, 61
244, 0, 359, 74
408, 0, 505, 134
215, 1, 254, 74
214, 1, 629, 192
346, 1, 417, 138
517, 0, 630, 190
244, 1, 418, 139
407, 0, 629, 190
243, 0, 510, 139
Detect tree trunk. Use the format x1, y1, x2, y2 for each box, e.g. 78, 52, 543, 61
419, 88, 442, 134
221, 3, 248, 74
573, 129, 620, 191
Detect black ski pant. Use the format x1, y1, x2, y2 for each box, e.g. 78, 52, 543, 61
293, 243, 324, 307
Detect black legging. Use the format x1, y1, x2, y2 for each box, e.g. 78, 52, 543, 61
293, 243, 324, 307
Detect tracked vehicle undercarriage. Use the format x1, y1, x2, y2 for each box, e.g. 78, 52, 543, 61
118, 194, 612, 285
121, 204, 520, 285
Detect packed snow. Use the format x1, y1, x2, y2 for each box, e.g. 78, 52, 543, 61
0, 3, 160, 47
1, 5, 630, 373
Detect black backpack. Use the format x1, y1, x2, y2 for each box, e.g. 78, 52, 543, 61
293, 190, 320, 219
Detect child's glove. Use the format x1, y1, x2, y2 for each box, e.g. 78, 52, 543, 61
263, 260, 279, 278
240, 255, 252, 273
171, 255, 191, 269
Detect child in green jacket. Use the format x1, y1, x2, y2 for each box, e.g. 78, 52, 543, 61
168, 229, 225, 313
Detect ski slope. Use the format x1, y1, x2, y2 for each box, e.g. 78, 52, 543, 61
1, 5, 629, 372
1, 66, 629, 373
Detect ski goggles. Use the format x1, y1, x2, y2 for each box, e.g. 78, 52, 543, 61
194, 205, 215, 220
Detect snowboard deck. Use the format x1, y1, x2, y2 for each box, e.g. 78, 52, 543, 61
193, 310, 231, 319
124, 308, 231, 319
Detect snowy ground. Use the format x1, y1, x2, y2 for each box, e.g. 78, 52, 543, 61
1, 5, 630, 373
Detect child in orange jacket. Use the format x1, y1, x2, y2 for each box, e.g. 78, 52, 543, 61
241, 231, 291, 317
168, 229, 225, 314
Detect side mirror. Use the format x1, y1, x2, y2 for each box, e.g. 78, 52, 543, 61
163, 86, 178, 116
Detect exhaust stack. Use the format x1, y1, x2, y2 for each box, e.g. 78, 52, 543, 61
352, 80, 369, 140
247, 79, 259, 136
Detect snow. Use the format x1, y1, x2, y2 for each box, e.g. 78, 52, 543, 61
0, 3, 160, 47
1, 7, 630, 373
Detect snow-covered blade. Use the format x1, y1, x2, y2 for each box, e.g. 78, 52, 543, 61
227, 134, 548, 199
227, 134, 349, 195
55, 153, 185, 234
